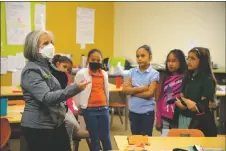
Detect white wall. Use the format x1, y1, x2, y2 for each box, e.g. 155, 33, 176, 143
114, 2, 225, 68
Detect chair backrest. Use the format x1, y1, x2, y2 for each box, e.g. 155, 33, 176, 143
0, 118, 11, 148
108, 57, 126, 68
167, 129, 204, 137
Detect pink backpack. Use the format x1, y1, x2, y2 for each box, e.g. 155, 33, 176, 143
157, 74, 184, 121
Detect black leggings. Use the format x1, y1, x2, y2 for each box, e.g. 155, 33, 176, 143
21, 123, 71, 151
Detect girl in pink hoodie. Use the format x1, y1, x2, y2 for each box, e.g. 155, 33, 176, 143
156, 49, 187, 134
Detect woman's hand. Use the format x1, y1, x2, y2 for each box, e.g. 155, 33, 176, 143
77, 80, 91, 90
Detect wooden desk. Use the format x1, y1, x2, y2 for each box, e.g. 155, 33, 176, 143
109, 83, 122, 92
109, 83, 129, 130
213, 68, 226, 74
0, 85, 124, 123
0, 86, 23, 97
1, 84, 122, 95
0, 105, 28, 151
1, 86, 23, 103
0, 105, 24, 123
0, 86, 24, 124
131, 65, 226, 73
114, 135, 226, 150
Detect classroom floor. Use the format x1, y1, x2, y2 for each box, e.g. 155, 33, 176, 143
8, 114, 161, 151
77, 114, 161, 151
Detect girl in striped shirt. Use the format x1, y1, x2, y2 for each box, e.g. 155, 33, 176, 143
156, 49, 187, 135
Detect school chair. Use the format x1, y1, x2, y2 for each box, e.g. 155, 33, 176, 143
108, 57, 126, 68
167, 129, 204, 137
72, 107, 91, 151
73, 130, 91, 151
109, 102, 126, 128
0, 118, 11, 151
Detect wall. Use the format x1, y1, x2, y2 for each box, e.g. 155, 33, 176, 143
0, 2, 114, 86
114, 2, 225, 68
46, 2, 114, 65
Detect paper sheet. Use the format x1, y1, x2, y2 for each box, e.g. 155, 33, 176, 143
76, 7, 95, 44
12, 69, 22, 86
5, 2, 31, 45
16, 52, 26, 69
7, 55, 17, 72
0, 57, 8, 74
35, 4, 46, 30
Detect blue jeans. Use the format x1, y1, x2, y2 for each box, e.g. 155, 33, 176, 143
129, 110, 155, 136
82, 106, 112, 151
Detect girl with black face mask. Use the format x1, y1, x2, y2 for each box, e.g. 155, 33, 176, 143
74, 49, 112, 151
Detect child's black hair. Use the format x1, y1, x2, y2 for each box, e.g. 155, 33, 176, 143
165, 49, 187, 75
182, 47, 217, 90
52, 54, 73, 66
136, 45, 152, 55
87, 49, 103, 59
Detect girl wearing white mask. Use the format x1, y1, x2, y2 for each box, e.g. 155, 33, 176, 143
20, 30, 90, 151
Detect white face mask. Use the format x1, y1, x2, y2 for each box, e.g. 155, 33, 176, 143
39, 43, 55, 58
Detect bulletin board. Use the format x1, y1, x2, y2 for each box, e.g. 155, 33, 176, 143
0, 2, 114, 86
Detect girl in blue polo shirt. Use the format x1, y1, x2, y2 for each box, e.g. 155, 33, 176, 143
122, 45, 159, 136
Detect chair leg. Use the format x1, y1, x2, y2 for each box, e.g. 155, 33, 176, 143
110, 108, 115, 128
117, 108, 123, 124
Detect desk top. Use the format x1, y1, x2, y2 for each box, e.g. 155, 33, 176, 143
109, 83, 122, 92
0, 84, 223, 97
114, 135, 226, 150
0, 84, 122, 97
0, 105, 24, 123
131, 64, 226, 74
0, 86, 23, 96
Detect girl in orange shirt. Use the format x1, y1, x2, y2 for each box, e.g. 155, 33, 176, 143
75, 49, 112, 151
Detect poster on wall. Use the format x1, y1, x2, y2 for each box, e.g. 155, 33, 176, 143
12, 69, 22, 86
5, 2, 31, 45
35, 3, 46, 30
7, 55, 17, 72
0, 57, 7, 74
76, 7, 95, 47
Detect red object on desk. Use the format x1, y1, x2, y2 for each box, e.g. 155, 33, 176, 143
12, 90, 22, 93
116, 76, 122, 88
